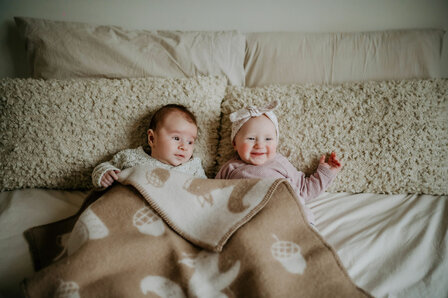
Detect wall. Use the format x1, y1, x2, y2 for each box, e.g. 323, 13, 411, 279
1, 0, 447, 78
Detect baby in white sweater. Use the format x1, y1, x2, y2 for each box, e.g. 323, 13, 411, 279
92, 104, 206, 188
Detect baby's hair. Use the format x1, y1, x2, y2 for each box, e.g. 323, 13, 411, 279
149, 104, 197, 131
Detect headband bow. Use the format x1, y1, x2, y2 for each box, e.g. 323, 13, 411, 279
230, 101, 279, 143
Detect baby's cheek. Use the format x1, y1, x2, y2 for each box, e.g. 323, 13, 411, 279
241, 143, 253, 154
236, 143, 252, 157
267, 144, 277, 154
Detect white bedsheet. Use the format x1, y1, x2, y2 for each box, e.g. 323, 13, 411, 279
0, 189, 446, 298
310, 192, 448, 298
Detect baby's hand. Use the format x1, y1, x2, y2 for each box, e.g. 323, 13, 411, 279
100, 170, 121, 188
319, 152, 342, 174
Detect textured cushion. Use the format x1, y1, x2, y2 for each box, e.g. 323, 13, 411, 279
217, 79, 448, 195
15, 17, 245, 86
0, 76, 227, 191
245, 30, 444, 87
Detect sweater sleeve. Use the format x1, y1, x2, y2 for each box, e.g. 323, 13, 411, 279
288, 163, 336, 202
91, 150, 127, 188
191, 158, 207, 178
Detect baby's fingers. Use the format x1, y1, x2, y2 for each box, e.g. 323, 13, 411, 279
327, 152, 340, 166
110, 170, 120, 180
319, 155, 326, 164
101, 180, 111, 188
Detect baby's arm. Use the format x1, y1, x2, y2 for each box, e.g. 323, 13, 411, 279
91, 151, 127, 188
289, 152, 342, 202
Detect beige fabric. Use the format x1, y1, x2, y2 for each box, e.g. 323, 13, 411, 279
15, 17, 246, 86
217, 79, 448, 195
245, 30, 445, 87
0, 76, 227, 190
22, 171, 370, 297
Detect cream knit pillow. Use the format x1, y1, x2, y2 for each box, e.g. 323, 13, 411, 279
0, 76, 227, 190
217, 79, 448, 195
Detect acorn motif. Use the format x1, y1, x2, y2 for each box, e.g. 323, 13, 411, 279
271, 234, 306, 274
54, 280, 80, 298
146, 168, 170, 187
133, 206, 165, 236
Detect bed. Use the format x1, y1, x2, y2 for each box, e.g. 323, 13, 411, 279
0, 17, 447, 298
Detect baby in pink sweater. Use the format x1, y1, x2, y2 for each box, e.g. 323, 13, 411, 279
215, 101, 342, 224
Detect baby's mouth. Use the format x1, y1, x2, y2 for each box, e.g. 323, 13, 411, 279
251, 152, 265, 156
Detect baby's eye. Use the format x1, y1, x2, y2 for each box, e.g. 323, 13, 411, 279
188, 140, 194, 145
247, 137, 255, 141
173, 136, 180, 141
266, 137, 273, 141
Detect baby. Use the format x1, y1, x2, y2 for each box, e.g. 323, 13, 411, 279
215, 101, 342, 224
92, 104, 206, 188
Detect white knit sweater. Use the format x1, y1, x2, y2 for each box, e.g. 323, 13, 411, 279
92, 146, 206, 188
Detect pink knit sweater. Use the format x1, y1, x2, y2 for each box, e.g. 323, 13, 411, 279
216, 154, 337, 224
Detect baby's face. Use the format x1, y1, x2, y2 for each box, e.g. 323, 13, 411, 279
233, 115, 277, 166
148, 111, 197, 166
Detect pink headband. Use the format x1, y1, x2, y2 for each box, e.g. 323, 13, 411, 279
230, 101, 279, 142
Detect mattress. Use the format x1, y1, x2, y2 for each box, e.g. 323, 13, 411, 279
0, 189, 446, 298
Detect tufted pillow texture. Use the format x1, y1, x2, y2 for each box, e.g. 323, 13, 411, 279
0, 76, 227, 191
217, 79, 448, 195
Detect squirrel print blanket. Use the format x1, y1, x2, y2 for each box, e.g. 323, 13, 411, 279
23, 165, 371, 297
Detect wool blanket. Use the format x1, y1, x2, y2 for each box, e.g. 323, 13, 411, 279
23, 165, 371, 297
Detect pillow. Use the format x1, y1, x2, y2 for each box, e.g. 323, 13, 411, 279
217, 79, 448, 195
0, 76, 227, 191
14, 17, 245, 86
245, 30, 445, 87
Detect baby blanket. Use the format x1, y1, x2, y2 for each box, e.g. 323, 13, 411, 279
23, 166, 370, 297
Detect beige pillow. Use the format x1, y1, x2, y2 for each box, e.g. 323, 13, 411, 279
217, 79, 448, 195
14, 17, 245, 86
0, 76, 227, 191
245, 30, 444, 87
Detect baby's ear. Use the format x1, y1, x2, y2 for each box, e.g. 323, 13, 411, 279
147, 129, 155, 147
